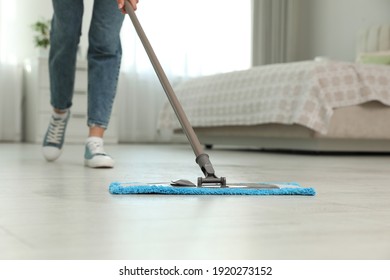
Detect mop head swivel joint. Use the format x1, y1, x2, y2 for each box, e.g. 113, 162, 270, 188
196, 153, 226, 187
198, 176, 227, 188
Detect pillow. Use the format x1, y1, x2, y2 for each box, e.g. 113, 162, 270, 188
357, 51, 390, 65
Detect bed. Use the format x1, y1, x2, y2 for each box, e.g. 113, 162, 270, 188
158, 25, 390, 152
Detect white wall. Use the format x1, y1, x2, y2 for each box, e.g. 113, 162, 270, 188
0, 0, 93, 141
297, 0, 390, 62
4, 0, 93, 63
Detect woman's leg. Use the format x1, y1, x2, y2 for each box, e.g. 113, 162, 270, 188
84, 0, 124, 168
87, 0, 125, 132
43, 0, 84, 162
49, 0, 84, 111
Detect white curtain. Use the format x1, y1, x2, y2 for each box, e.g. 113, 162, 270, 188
0, 1, 22, 141
117, 0, 252, 142
252, 0, 301, 65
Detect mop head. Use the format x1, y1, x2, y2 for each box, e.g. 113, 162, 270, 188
109, 182, 315, 196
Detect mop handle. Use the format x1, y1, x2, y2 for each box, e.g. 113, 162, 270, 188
124, 2, 204, 158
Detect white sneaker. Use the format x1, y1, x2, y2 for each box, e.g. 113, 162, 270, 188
84, 137, 114, 168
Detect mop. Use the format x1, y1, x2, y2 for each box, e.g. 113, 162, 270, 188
109, 2, 315, 196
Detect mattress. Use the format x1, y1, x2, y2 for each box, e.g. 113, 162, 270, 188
159, 60, 390, 135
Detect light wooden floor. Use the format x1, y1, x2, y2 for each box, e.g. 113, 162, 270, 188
0, 143, 389, 260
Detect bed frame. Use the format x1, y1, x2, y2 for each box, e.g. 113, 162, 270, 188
172, 102, 390, 152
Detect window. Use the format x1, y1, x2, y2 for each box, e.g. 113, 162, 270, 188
121, 0, 252, 77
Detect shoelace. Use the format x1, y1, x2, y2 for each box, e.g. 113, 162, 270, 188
46, 117, 67, 144
87, 141, 107, 155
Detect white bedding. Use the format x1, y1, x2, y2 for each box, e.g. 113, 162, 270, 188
159, 60, 390, 134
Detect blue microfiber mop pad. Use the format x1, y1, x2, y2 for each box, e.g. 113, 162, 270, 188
109, 182, 315, 196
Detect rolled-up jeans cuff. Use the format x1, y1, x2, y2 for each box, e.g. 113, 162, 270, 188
88, 122, 107, 130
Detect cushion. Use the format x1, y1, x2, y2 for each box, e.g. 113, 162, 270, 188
357, 51, 390, 65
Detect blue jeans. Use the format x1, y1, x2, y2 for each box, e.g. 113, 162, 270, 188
49, 0, 125, 128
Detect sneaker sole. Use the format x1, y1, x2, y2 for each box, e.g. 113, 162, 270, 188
84, 157, 114, 168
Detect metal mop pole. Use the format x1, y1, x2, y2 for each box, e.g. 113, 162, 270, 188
124, 2, 226, 187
